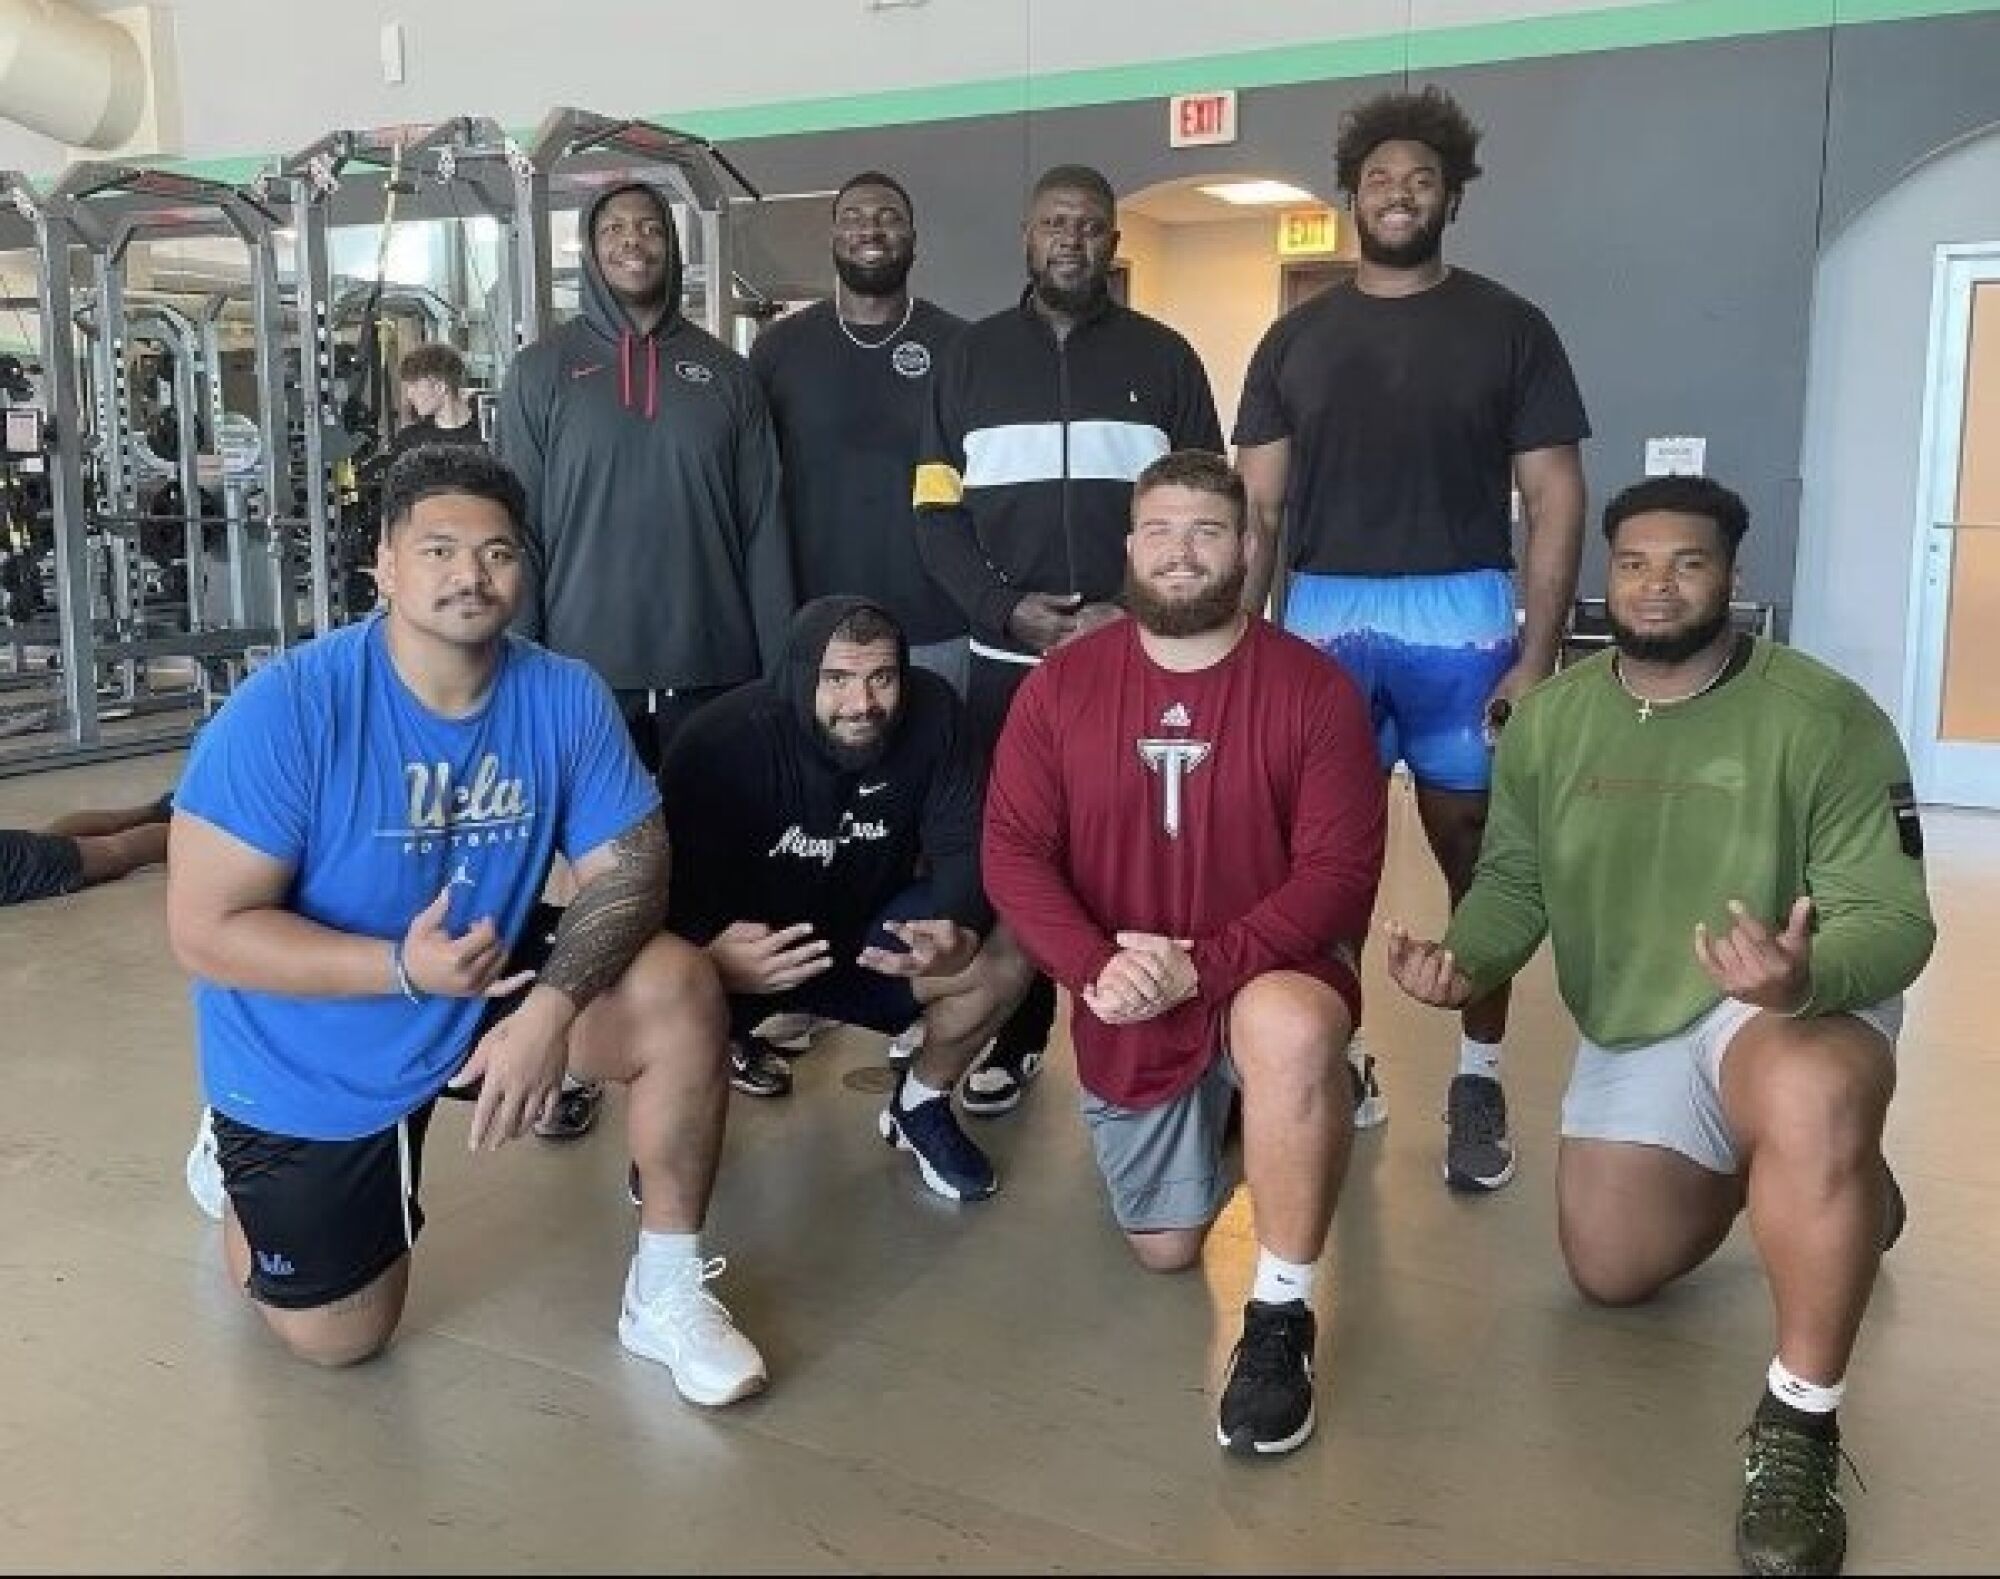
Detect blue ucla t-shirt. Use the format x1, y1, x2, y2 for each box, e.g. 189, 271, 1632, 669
176, 618, 659, 1140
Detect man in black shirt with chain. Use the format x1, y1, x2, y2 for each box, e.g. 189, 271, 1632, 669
752, 171, 970, 695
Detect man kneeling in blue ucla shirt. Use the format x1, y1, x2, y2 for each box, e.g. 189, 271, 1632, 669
169, 444, 766, 1408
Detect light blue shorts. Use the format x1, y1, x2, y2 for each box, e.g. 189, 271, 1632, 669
1284, 568, 1516, 793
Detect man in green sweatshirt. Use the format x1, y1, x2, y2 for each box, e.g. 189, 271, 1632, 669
1384, 474, 1933, 1579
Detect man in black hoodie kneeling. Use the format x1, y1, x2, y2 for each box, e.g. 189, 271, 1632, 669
658, 597, 1031, 1202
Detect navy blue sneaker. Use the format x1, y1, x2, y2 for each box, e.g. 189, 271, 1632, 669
877, 1078, 997, 1201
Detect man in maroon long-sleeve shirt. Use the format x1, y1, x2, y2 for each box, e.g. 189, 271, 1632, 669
984, 450, 1386, 1458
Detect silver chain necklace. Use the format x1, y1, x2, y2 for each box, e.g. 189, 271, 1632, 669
834, 283, 914, 351
1612, 645, 1735, 721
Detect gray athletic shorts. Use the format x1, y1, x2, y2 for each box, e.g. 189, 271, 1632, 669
1561, 996, 1904, 1175
1079, 1052, 1240, 1232
0, 830, 83, 906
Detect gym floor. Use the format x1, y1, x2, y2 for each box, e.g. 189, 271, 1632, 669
3, 756, 1994, 1573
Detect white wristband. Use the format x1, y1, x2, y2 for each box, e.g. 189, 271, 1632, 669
391, 939, 423, 1004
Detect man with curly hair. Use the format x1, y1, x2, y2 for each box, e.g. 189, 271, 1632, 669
1234, 84, 1590, 1195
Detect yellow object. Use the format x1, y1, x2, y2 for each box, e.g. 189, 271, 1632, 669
1277, 207, 1339, 258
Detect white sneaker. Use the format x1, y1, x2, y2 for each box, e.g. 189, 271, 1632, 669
185, 1108, 225, 1221
885, 1022, 926, 1067
1348, 1041, 1389, 1131
617, 1256, 768, 1407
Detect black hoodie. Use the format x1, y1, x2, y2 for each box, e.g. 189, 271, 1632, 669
497, 183, 793, 690
658, 596, 990, 963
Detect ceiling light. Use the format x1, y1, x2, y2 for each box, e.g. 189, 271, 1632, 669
1197, 180, 1315, 207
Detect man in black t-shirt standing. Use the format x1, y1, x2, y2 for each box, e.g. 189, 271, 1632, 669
1234, 86, 1590, 1195
752, 172, 970, 695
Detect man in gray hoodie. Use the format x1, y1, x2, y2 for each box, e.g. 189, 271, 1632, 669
498, 182, 793, 773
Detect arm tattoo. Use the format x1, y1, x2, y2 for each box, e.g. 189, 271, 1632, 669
539, 812, 671, 1011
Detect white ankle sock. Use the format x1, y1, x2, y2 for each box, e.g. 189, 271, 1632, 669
1458, 1036, 1504, 1081
632, 1229, 701, 1303
899, 1070, 949, 1110
1767, 1356, 1845, 1414
1251, 1247, 1317, 1308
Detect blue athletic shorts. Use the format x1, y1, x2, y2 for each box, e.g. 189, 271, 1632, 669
1284, 568, 1517, 793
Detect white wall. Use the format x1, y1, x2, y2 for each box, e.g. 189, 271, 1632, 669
1793, 125, 2000, 723
0, 0, 1683, 171
1143, 217, 1287, 438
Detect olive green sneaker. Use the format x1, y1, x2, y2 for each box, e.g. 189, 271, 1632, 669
1735, 1404, 1849, 1576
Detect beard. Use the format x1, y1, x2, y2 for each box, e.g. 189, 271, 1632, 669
834, 250, 913, 299
1122, 560, 1247, 639
1026, 249, 1109, 318
817, 709, 894, 771
1608, 604, 1734, 665
1355, 207, 1447, 269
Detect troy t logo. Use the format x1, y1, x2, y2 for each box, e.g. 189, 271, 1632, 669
1136, 738, 1211, 838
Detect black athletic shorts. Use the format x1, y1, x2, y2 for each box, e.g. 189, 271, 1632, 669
215, 904, 562, 1310
0, 830, 83, 906
724, 882, 932, 1040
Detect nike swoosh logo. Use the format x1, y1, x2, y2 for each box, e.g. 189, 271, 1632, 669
570, 363, 605, 380
857, 782, 888, 797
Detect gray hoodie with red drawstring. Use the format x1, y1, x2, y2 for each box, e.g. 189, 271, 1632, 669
497, 182, 792, 691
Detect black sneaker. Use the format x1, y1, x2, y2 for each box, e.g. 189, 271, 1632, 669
1736, 1400, 1849, 1576
729, 1036, 793, 1099
1881, 1162, 1907, 1254
1443, 1073, 1516, 1192
533, 1078, 604, 1141
1217, 1298, 1317, 1457
877, 1076, 997, 1201
960, 1041, 1043, 1117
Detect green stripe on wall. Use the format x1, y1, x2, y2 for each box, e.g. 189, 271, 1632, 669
134, 0, 2000, 185
666, 0, 2000, 140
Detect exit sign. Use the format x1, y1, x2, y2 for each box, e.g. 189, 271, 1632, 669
1277, 206, 1339, 258
1169, 90, 1237, 148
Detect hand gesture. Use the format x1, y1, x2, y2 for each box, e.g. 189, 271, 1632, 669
448, 993, 571, 1152
1382, 919, 1475, 1008
1083, 931, 1198, 1026
708, 921, 833, 995
1005, 592, 1084, 654
859, 919, 978, 980
402, 887, 537, 999
1693, 896, 1813, 1013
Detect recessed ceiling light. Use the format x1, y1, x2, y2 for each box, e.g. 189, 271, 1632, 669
1197, 179, 1315, 207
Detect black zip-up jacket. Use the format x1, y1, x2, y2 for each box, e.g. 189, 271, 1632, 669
497, 183, 793, 691
658, 597, 990, 963
913, 290, 1223, 660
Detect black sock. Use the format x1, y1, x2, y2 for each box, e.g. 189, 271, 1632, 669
1758, 1387, 1840, 1441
